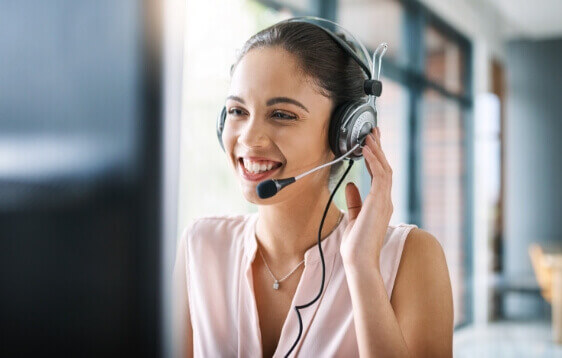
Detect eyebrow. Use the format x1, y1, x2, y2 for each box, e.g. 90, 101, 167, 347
226, 95, 245, 104
266, 97, 309, 113
226, 95, 310, 113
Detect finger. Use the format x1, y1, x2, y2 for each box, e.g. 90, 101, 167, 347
362, 145, 373, 178
373, 127, 392, 172
362, 145, 376, 181
345, 182, 362, 221
366, 131, 392, 173
363, 144, 383, 176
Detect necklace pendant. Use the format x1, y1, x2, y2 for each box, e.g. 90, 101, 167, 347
273, 280, 280, 290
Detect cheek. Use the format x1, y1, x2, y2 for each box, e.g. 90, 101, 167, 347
283, 129, 330, 167
307, 124, 332, 157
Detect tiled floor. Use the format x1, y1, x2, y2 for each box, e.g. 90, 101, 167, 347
454, 320, 562, 357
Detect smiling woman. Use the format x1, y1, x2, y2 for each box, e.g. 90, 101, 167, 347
174, 17, 453, 358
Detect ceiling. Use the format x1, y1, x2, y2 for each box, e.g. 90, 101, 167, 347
481, 0, 562, 39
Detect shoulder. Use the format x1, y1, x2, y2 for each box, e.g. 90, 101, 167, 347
402, 228, 446, 262
394, 227, 450, 288
390, 226, 452, 306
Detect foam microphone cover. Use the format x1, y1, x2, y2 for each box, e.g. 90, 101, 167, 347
256, 177, 296, 199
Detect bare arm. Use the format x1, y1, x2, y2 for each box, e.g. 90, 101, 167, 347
344, 228, 454, 357
173, 231, 194, 358
390, 228, 454, 357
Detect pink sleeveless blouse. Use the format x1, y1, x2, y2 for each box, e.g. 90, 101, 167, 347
176, 210, 418, 357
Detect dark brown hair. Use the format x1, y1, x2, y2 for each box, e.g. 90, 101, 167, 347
231, 21, 367, 113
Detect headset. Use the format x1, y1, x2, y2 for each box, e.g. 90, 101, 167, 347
216, 16, 387, 161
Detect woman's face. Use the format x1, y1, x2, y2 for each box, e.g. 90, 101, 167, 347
222, 46, 334, 204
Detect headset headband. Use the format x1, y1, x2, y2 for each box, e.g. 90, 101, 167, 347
283, 16, 387, 98
284, 16, 373, 78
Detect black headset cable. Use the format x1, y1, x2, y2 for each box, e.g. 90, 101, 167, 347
284, 159, 355, 357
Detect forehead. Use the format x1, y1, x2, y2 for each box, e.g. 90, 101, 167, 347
229, 46, 328, 104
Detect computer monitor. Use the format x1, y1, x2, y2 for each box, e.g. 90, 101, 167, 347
0, 1, 182, 356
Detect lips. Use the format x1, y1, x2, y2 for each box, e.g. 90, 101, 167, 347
237, 157, 283, 182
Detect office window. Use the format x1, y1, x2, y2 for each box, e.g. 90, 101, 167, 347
422, 89, 466, 325
338, 0, 407, 66
425, 25, 466, 95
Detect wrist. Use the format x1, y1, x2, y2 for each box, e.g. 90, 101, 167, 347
342, 256, 381, 276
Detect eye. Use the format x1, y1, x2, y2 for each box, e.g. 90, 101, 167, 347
227, 108, 246, 117
271, 110, 297, 120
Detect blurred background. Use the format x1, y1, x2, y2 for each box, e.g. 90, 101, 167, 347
1, 0, 561, 357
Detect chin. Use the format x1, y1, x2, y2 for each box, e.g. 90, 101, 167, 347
239, 182, 260, 203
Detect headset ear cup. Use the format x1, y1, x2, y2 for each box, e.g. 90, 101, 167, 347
345, 103, 376, 159
216, 106, 227, 152
329, 102, 354, 157
332, 100, 377, 159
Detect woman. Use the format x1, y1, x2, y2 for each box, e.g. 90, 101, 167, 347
174, 18, 454, 357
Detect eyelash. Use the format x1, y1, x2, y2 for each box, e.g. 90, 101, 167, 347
271, 110, 297, 120
227, 108, 297, 121
227, 108, 245, 117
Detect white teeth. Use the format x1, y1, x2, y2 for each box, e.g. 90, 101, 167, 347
241, 159, 279, 174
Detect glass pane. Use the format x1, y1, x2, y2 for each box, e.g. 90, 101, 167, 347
421, 89, 466, 326
337, 0, 406, 66
425, 25, 466, 95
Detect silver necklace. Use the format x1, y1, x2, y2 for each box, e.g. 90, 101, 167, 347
258, 211, 344, 290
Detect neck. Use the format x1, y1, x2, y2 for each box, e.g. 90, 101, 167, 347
255, 187, 343, 267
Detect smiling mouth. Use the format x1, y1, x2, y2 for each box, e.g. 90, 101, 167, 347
238, 158, 283, 181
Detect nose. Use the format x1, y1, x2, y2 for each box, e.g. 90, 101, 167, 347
237, 115, 270, 149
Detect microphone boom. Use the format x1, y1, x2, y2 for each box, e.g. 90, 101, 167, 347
255, 142, 363, 199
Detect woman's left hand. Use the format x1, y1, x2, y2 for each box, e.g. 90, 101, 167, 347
340, 126, 394, 270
